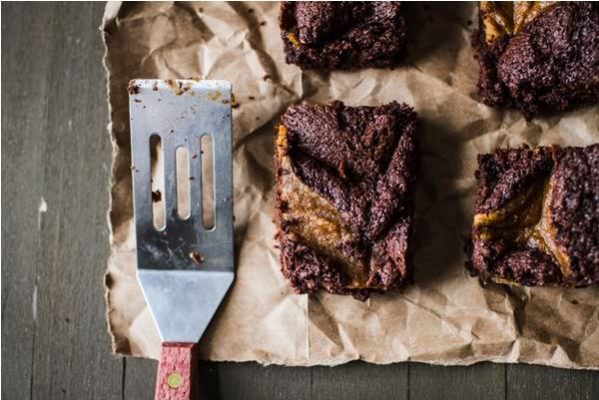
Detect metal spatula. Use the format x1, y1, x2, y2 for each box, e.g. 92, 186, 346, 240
129, 79, 234, 400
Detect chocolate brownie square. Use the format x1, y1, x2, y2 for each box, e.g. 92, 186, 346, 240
472, 2, 599, 119
275, 101, 418, 299
467, 144, 599, 287
279, 2, 407, 70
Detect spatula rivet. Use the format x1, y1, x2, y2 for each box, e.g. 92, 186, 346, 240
167, 372, 184, 389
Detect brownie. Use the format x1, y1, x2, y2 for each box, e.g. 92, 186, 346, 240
467, 144, 599, 287
472, 2, 599, 119
279, 2, 407, 70
275, 101, 418, 299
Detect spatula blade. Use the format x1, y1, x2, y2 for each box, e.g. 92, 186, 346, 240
138, 270, 233, 342
129, 79, 234, 344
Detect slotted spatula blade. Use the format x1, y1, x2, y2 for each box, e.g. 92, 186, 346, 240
129, 79, 234, 400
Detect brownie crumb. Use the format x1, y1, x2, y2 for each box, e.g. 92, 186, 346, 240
231, 94, 239, 108
189, 251, 205, 264
127, 81, 139, 95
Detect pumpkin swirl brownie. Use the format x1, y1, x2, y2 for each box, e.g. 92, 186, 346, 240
467, 144, 599, 287
279, 1, 407, 70
472, 2, 599, 119
275, 101, 418, 299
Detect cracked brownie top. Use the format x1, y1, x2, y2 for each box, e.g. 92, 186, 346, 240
276, 101, 418, 299
280, 1, 407, 70
468, 144, 599, 287
472, 2, 599, 119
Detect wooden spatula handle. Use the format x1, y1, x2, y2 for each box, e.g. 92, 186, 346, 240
155, 342, 198, 400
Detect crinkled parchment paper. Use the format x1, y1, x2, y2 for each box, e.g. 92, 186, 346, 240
102, 2, 599, 368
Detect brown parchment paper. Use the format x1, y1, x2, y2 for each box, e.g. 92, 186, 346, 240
102, 2, 599, 368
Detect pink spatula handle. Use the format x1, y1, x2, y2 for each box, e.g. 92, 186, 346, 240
155, 342, 198, 400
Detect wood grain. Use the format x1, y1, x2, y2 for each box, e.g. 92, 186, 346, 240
1, 3, 54, 398
409, 362, 504, 400
507, 365, 599, 400
1, 2, 122, 399
1, 2, 598, 400
312, 362, 408, 400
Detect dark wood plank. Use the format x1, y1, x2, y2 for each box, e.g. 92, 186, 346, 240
312, 362, 408, 400
409, 362, 505, 400
124, 357, 156, 400
1, 3, 60, 399
507, 365, 599, 400
30, 3, 123, 398
2, 2, 123, 399
210, 362, 312, 400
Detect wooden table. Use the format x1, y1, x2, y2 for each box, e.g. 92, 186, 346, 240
2, 2, 598, 399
